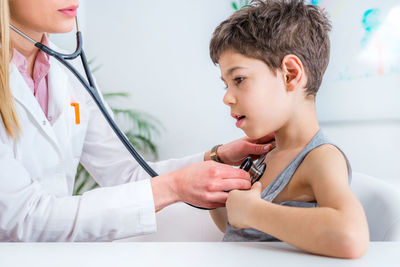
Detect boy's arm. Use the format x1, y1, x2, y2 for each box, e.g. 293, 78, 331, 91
226, 145, 369, 259
209, 208, 228, 233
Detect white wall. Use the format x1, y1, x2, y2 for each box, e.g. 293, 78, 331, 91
320, 121, 400, 185
84, 0, 243, 158
53, 1, 399, 187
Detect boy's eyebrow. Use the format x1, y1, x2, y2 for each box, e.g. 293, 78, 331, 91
221, 66, 248, 80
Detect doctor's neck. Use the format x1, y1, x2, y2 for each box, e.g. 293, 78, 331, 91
10, 21, 43, 77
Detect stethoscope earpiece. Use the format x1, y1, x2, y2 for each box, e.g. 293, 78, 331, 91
239, 156, 266, 184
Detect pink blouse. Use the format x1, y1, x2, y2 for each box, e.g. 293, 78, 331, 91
12, 34, 50, 117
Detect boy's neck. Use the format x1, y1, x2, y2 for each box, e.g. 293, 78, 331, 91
273, 100, 320, 151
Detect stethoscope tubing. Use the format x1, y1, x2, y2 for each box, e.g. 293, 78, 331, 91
9, 24, 159, 178
44, 32, 159, 178
9, 23, 215, 210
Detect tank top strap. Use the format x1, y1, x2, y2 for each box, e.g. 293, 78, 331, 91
261, 130, 352, 202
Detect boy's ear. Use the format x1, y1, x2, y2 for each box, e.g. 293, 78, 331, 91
281, 55, 304, 92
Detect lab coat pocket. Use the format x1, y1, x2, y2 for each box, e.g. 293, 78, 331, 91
69, 103, 89, 159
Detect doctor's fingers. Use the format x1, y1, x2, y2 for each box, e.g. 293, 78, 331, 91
208, 163, 250, 180
247, 142, 275, 156
208, 179, 251, 192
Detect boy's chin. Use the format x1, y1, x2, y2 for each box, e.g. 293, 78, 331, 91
243, 124, 277, 140
243, 129, 267, 140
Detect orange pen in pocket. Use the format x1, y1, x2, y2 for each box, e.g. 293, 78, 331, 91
70, 102, 80, 125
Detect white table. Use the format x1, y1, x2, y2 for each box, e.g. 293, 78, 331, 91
0, 242, 398, 267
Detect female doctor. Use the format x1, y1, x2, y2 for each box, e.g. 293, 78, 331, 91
0, 0, 274, 241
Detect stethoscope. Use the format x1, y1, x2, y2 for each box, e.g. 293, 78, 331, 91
240, 155, 266, 185
10, 19, 158, 179
9, 18, 266, 209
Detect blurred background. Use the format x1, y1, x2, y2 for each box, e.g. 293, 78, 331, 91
51, 0, 400, 188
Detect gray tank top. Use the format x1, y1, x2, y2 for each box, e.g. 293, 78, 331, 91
223, 130, 352, 242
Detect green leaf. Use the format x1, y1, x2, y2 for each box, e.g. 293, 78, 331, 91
74, 92, 164, 195
74, 164, 90, 195
74, 60, 164, 195
112, 108, 163, 137
87, 58, 102, 73
103, 92, 130, 99
87, 58, 96, 65
90, 65, 102, 73
126, 132, 159, 159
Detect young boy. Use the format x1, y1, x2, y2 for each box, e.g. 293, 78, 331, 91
208, 0, 369, 259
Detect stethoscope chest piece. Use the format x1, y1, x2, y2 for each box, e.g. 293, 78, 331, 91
239, 156, 266, 184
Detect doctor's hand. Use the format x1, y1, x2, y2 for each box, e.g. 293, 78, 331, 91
226, 182, 263, 229
204, 133, 275, 166
165, 161, 252, 209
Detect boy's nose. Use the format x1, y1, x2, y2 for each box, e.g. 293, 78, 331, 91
223, 90, 236, 106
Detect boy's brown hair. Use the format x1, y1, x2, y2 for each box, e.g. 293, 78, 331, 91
210, 0, 331, 96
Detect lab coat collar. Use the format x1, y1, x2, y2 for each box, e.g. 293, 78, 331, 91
10, 63, 60, 148
47, 44, 69, 124
10, 41, 70, 148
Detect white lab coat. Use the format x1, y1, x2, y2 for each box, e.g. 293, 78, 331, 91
0, 43, 203, 241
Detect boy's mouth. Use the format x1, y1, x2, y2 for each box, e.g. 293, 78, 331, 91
231, 113, 246, 127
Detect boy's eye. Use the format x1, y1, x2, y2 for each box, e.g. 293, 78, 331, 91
234, 77, 245, 84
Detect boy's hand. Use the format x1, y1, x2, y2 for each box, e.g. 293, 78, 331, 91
205, 133, 275, 166
226, 182, 263, 229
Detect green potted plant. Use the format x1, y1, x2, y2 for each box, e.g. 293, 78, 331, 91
73, 61, 163, 195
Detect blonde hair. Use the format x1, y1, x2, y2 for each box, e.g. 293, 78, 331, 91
0, 0, 20, 138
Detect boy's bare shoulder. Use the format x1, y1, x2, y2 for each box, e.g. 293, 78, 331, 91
298, 144, 349, 186
305, 143, 347, 164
